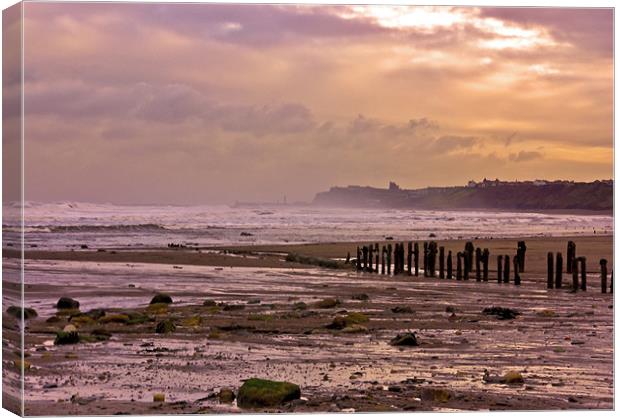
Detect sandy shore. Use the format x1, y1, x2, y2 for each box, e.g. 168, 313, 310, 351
2, 235, 614, 414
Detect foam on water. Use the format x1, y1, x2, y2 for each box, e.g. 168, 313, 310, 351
2, 201, 613, 250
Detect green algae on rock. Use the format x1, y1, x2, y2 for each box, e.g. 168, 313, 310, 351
237, 378, 301, 408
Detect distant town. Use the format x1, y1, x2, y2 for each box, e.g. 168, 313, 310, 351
313, 179, 613, 212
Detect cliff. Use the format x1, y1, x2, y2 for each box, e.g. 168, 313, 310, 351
313, 180, 613, 212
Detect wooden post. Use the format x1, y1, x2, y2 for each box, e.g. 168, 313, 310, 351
381, 247, 386, 275
346, 252, 350, 264
513, 255, 521, 286
464, 241, 474, 278
393, 244, 399, 275
497, 255, 503, 283
567, 241, 576, 273
555, 252, 563, 288
362, 246, 368, 271
439, 246, 445, 279
503, 254, 510, 283
423, 242, 428, 277
387, 244, 392, 275
413, 242, 419, 276
482, 248, 489, 281
375, 243, 379, 273
611, 270, 613, 293
600, 259, 607, 293
356, 247, 361, 271
407, 242, 413, 275
447, 250, 453, 279
547, 252, 554, 289
572, 258, 579, 292
579, 257, 587, 291
429, 242, 437, 278
456, 252, 462, 280
368, 244, 374, 272
475, 247, 482, 281
517, 241, 527, 272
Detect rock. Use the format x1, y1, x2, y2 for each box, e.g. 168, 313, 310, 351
390, 332, 418, 347
326, 313, 369, 330
222, 304, 245, 311
247, 299, 261, 305
341, 325, 368, 333
155, 319, 176, 334
84, 309, 106, 320
421, 388, 450, 403
536, 309, 556, 317
292, 302, 307, 311
153, 393, 165, 402
150, 294, 173, 305
391, 306, 414, 314
56, 297, 80, 310
218, 388, 236, 403
14, 359, 31, 371
240, 232, 254, 237
99, 314, 130, 324
237, 378, 301, 408
55, 329, 80, 345
46, 316, 61, 323
6, 306, 38, 320
352, 293, 369, 301
314, 298, 341, 309
445, 306, 456, 313
482, 307, 520, 320
483, 370, 524, 384
203, 299, 217, 307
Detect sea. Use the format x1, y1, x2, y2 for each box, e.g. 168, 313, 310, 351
2, 201, 613, 251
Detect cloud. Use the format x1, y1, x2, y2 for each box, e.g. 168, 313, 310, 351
509, 150, 544, 162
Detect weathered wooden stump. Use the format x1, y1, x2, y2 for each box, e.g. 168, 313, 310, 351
413, 242, 419, 276
393, 243, 400, 275
464, 241, 474, 279
346, 252, 350, 264
375, 243, 379, 273
447, 250, 453, 279
368, 245, 374, 272
497, 255, 503, 283
356, 247, 361, 271
475, 247, 482, 282
362, 246, 368, 271
387, 244, 392, 275
456, 252, 463, 280
423, 242, 429, 277
513, 255, 521, 285
579, 256, 587, 291
517, 241, 527, 272
600, 258, 608, 293
555, 252, 563, 288
482, 248, 489, 281
547, 252, 554, 289
381, 247, 386, 275
407, 242, 413, 275
439, 246, 445, 279
428, 241, 437, 278
572, 258, 579, 292
503, 254, 510, 283
567, 241, 576, 273
611, 270, 613, 293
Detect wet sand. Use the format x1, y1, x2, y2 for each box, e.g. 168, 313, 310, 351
2, 235, 614, 414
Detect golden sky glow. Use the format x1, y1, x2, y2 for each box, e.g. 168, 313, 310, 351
10, 3, 614, 204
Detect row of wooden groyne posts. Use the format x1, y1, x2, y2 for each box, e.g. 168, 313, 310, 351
347, 240, 612, 293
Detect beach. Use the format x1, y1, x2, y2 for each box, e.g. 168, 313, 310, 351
2, 232, 614, 414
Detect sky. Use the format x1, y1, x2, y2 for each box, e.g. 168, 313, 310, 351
12, 3, 614, 204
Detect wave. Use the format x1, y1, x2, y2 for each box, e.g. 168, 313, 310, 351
40, 224, 168, 233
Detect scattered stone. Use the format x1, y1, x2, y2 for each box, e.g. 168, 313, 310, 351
390, 332, 418, 347
293, 302, 307, 311
352, 293, 369, 301
150, 294, 173, 305
314, 298, 341, 309
237, 378, 301, 408
483, 370, 524, 384
6, 306, 38, 320
218, 388, 236, 403
326, 313, 369, 330
56, 297, 80, 310
222, 304, 245, 311
247, 299, 261, 305
421, 388, 450, 403
482, 307, 520, 320
391, 306, 414, 314
203, 299, 217, 307
155, 319, 176, 334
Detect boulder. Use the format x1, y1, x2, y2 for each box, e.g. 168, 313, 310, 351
326, 313, 369, 330
150, 294, 173, 305
6, 306, 38, 320
218, 388, 236, 403
55, 328, 80, 345
56, 297, 80, 310
482, 307, 520, 320
390, 332, 419, 347
314, 298, 340, 309
237, 378, 301, 408
155, 319, 176, 334
203, 299, 217, 307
